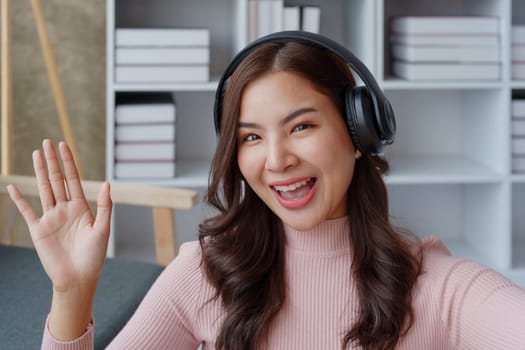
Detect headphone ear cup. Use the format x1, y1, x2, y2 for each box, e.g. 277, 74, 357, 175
345, 86, 382, 154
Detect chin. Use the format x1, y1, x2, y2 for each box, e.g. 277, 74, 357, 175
278, 214, 325, 232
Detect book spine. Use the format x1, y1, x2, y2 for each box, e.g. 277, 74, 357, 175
115, 104, 176, 124
115, 28, 210, 47
115, 161, 176, 179
512, 100, 525, 118
115, 66, 209, 83
301, 6, 321, 33
512, 45, 525, 61
512, 64, 525, 80
392, 62, 500, 80
391, 16, 500, 35
248, 0, 259, 42
512, 156, 525, 173
389, 33, 499, 46
115, 123, 175, 142
283, 6, 300, 31
391, 44, 500, 63
512, 26, 525, 45
115, 142, 176, 161
512, 138, 525, 155
247, 0, 284, 41
116, 47, 210, 65
512, 120, 525, 137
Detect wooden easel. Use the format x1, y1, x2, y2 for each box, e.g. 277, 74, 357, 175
1, 0, 83, 243
1, 1, 178, 260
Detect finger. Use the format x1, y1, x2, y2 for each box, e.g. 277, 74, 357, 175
59, 142, 85, 201
93, 182, 112, 237
6, 185, 39, 226
42, 139, 68, 202
33, 149, 55, 211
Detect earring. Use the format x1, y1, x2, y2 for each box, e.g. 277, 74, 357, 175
355, 149, 362, 160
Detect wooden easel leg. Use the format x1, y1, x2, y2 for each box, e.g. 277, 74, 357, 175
1, 200, 16, 245
29, 0, 83, 178
1, 0, 15, 245
1, 0, 12, 176
152, 207, 177, 266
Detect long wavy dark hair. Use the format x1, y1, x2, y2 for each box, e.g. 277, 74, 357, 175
199, 42, 422, 350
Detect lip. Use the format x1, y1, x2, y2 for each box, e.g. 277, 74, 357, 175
271, 178, 317, 209
269, 176, 312, 187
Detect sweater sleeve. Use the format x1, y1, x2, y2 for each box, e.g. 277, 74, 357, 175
423, 237, 525, 349
41, 242, 204, 350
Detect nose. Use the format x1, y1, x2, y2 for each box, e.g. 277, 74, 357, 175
264, 137, 297, 172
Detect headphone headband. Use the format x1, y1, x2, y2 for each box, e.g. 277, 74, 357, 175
213, 31, 395, 154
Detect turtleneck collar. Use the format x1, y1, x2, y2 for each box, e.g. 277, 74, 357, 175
283, 216, 351, 253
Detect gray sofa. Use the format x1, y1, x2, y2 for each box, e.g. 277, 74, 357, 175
0, 245, 163, 349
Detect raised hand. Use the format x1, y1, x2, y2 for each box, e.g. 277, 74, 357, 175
7, 139, 112, 340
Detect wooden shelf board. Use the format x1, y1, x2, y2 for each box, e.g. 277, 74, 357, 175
385, 154, 502, 185
511, 174, 525, 183
112, 158, 211, 188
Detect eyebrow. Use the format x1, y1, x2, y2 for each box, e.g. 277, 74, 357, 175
238, 107, 317, 129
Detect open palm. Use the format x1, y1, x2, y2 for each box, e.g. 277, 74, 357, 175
7, 140, 112, 293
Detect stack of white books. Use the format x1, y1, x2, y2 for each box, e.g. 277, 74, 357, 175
282, 5, 321, 33
115, 28, 210, 83
246, 1, 321, 42
512, 99, 525, 173
389, 16, 501, 81
512, 26, 525, 80
114, 93, 176, 179
247, 0, 283, 41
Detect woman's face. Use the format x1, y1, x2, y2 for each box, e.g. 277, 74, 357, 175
237, 71, 356, 230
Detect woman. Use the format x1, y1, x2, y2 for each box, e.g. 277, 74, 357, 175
8, 33, 525, 349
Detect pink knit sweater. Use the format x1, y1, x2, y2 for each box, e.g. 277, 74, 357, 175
42, 218, 525, 349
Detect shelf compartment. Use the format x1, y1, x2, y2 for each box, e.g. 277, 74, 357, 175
384, 89, 509, 177
113, 0, 240, 78
109, 91, 216, 185
380, 0, 509, 83
388, 183, 511, 269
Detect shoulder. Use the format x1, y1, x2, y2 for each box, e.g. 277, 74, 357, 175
144, 240, 209, 306
160, 240, 205, 287
171, 240, 203, 266
417, 236, 506, 284
415, 236, 518, 305
140, 240, 215, 322
418, 236, 508, 282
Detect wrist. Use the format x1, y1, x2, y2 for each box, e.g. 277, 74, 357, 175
48, 282, 98, 341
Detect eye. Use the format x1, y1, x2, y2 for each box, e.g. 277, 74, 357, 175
241, 133, 260, 143
292, 123, 313, 133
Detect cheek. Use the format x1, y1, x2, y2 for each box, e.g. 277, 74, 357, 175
237, 148, 261, 184
308, 131, 354, 164
317, 133, 356, 180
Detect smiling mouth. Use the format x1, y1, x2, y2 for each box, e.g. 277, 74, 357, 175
272, 178, 316, 201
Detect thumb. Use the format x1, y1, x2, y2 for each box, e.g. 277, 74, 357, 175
93, 182, 112, 235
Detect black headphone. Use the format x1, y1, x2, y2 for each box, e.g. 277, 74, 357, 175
213, 30, 396, 155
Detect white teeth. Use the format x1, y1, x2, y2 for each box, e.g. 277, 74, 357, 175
273, 179, 309, 192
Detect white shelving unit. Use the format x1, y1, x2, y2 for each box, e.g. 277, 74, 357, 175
106, 0, 525, 287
